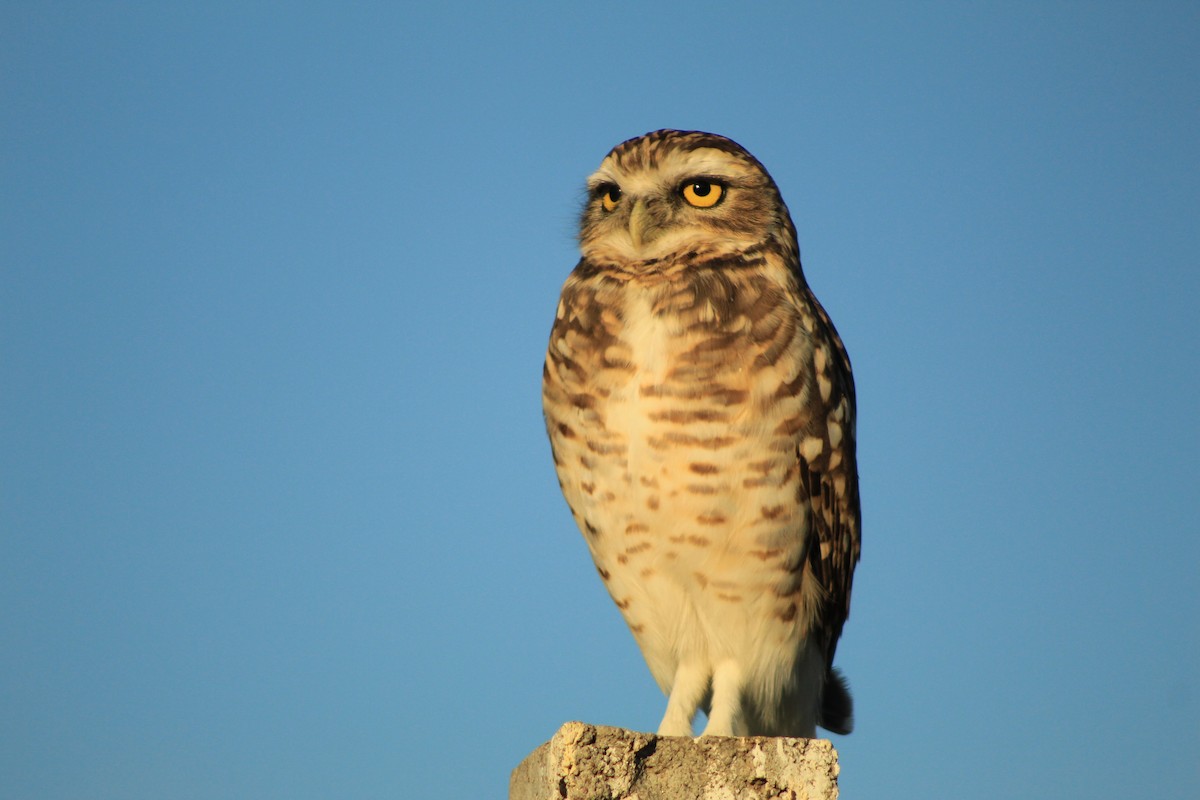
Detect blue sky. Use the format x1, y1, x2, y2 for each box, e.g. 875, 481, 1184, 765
2, 3, 1197, 798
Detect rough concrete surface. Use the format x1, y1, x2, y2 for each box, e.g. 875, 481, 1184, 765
510, 721, 839, 800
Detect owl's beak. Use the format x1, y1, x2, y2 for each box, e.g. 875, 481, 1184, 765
628, 199, 651, 249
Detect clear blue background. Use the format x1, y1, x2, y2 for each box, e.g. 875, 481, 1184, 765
3, 3, 1197, 798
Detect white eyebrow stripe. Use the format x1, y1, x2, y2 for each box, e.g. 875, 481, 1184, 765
586, 168, 620, 190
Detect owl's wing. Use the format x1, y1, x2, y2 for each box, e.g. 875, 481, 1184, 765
797, 287, 861, 667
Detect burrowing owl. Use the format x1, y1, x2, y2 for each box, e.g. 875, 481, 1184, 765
542, 130, 860, 738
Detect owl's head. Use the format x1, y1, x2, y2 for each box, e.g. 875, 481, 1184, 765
579, 130, 799, 265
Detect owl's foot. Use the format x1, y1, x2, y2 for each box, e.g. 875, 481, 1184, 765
699, 659, 747, 737
656, 659, 711, 737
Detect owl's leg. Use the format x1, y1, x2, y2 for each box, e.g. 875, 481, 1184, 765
700, 659, 747, 737
656, 660, 711, 737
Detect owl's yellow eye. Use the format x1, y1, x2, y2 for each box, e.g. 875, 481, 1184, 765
599, 185, 621, 211
681, 180, 724, 208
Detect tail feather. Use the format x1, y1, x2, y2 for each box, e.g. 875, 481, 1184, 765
818, 668, 854, 735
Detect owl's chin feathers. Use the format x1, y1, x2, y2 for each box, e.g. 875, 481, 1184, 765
580, 233, 758, 274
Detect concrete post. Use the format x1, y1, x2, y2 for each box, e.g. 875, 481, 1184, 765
510, 721, 839, 800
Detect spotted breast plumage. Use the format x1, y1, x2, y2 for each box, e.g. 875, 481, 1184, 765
542, 130, 860, 738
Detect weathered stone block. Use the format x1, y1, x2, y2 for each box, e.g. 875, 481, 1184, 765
510, 721, 839, 800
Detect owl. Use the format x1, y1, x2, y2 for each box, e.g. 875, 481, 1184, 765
542, 130, 860, 738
